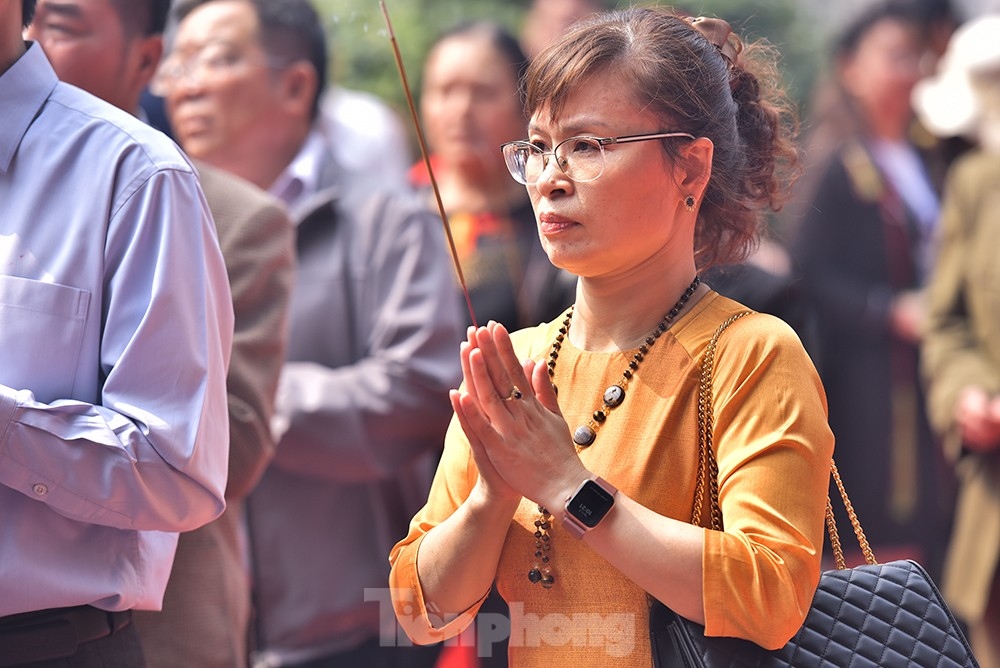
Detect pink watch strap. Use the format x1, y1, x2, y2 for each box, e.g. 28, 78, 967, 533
562, 476, 618, 539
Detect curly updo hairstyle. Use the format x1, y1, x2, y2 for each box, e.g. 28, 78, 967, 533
523, 7, 799, 269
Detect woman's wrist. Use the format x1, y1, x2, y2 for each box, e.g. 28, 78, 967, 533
466, 479, 522, 519
542, 463, 594, 516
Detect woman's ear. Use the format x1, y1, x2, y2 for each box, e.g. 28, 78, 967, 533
675, 136, 714, 199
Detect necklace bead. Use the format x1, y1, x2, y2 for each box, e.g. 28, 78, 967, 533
603, 386, 625, 407
528, 505, 555, 587
573, 425, 596, 447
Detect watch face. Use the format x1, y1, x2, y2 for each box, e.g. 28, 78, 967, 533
568, 480, 615, 528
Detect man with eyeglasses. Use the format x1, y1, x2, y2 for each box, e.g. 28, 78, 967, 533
156, 1, 464, 667
0, 0, 233, 665
25, 0, 298, 665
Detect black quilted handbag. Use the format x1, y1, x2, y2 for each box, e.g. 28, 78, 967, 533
650, 557, 979, 667
649, 313, 980, 668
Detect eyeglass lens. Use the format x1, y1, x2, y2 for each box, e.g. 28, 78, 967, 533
504, 137, 606, 185
151, 43, 242, 95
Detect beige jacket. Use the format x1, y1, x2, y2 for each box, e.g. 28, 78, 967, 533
922, 149, 1000, 623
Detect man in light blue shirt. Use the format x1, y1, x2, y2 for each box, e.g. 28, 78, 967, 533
0, 1, 234, 664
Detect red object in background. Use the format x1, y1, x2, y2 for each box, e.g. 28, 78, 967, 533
436, 644, 479, 668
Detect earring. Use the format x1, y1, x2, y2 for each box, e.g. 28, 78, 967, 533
684, 195, 696, 212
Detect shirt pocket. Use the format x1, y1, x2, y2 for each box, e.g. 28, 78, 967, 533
0, 275, 91, 403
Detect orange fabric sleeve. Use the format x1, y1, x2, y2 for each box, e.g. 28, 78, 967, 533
699, 313, 834, 648
388, 416, 490, 644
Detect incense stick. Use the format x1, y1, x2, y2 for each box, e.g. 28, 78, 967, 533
379, 0, 478, 327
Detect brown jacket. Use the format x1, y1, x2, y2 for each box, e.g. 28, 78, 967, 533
922, 149, 1000, 623
133, 162, 296, 667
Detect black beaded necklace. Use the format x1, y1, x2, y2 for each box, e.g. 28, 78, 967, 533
527, 275, 701, 588
548, 275, 701, 448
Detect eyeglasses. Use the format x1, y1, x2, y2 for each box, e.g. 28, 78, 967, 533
500, 131, 696, 185
150, 41, 288, 96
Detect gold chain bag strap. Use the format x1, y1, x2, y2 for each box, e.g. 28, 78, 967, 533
649, 312, 980, 668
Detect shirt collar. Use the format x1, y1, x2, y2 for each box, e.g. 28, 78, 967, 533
269, 128, 328, 210
0, 42, 59, 175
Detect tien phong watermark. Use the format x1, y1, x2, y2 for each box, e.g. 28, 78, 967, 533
366, 588, 637, 659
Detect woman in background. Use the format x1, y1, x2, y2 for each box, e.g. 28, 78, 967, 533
415, 21, 575, 330
790, 1, 951, 576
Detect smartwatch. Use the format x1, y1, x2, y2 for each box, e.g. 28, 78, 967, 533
562, 476, 618, 539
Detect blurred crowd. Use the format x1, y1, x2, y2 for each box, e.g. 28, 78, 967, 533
5, 0, 1000, 666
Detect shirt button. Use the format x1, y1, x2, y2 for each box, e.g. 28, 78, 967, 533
32, 483, 48, 496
